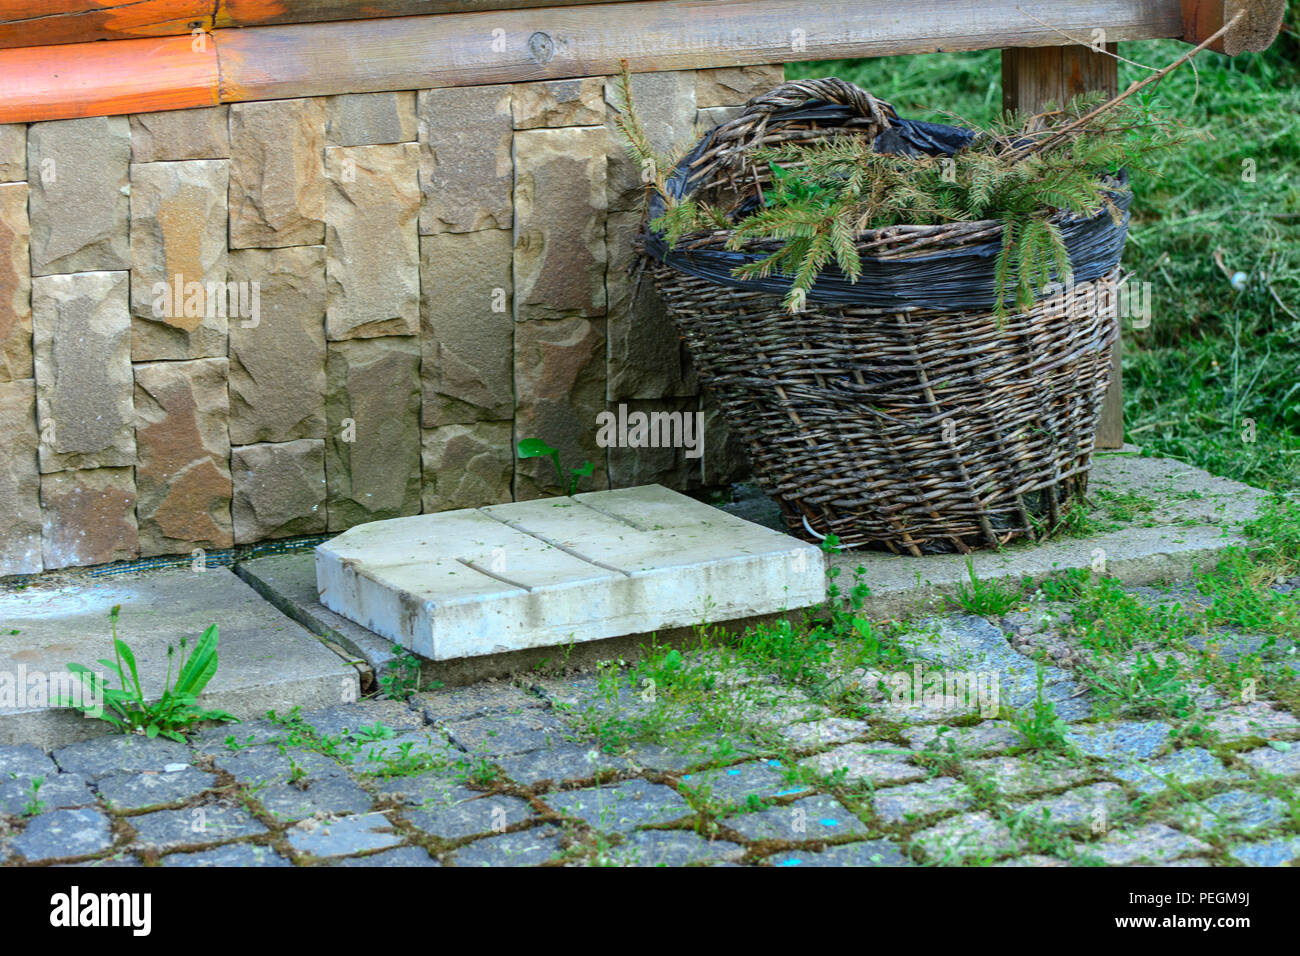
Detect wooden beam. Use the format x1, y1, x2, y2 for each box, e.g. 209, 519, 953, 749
1003, 44, 1125, 450
1181, 0, 1286, 55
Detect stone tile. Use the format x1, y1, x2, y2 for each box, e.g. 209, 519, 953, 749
697, 105, 742, 129
297, 700, 425, 737
1016, 782, 1128, 828
421, 421, 513, 512
416, 682, 546, 723
546, 779, 691, 832
27, 116, 129, 274
444, 711, 572, 758
212, 745, 345, 787
0, 124, 24, 181
0, 182, 32, 382
94, 767, 216, 811
0, 743, 55, 777
700, 389, 751, 486
345, 730, 458, 775
287, 811, 402, 858
495, 743, 629, 788
1088, 823, 1211, 865
227, 245, 327, 444
231, 439, 327, 542
418, 85, 513, 234
1065, 720, 1173, 759
680, 759, 810, 807
1239, 743, 1300, 778
258, 775, 375, 823
327, 92, 417, 146
724, 794, 868, 843
58, 851, 140, 867
800, 742, 927, 786
605, 829, 744, 866
904, 721, 1021, 756
1167, 788, 1290, 835
0, 380, 43, 574
912, 812, 1019, 864
448, 824, 567, 867
129, 159, 229, 359
695, 65, 784, 108
11, 807, 113, 862
130, 803, 267, 851
1106, 747, 1243, 795
606, 397, 703, 490
768, 838, 912, 867
513, 315, 609, 498
1228, 835, 1300, 867
130, 107, 230, 162
419, 229, 514, 426
325, 144, 420, 340
513, 78, 605, 129
229, 98, 326, 248
133, 358, 233, 555
513, 126, 607, 322
967, 756, 1093, 798
32, 270, 134, 473
325, 335, 422, 529
604, 71, 695, 213
873, 776, 976, 825
0, 772, 94, 815
1207, 703, 1300, 742
773, 717, 871, 750
406, 793, 533, 840
39, 467, 137, 568
337, 846, 440, 866
53, 735, 190, 779
161, 843, 291, 867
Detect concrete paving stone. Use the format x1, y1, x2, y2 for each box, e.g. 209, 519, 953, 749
903, 721, 1020, 756
495, 742, 631, 788
0, 744, 56, 777
405, 793, 534, 840
295, 700, 425, 738
966, 756, 1093, 797
370, 773, 481, 810
1064, 720, 1173, 759
911, 812, 1019, 864
344, 729, 457, 774
604, 829, 745, 866
1238, 743, 1300, 778
130, 803, 267, 850
545, 778, 692, 833
94, 766, 216, 810
679, 758, 810, 806
257, 775, 375, 823
772, 717, 871, 750
417, 682, 546, 723
448, 824, 568, 867
1228, 835, 1300, 867
1167, 788, 1290, 835
191, 718, 291, 753
315, 485, 825, 660
723, 794, 868, 843
622, 742, 726, 774
0, 771, 94, 814
10, 807, 113, 861
213, 745, 347, 786
531, 674, 651, 716
160, 843, 292, 867
287, 811, 402, 857
52, 735, 190, 780
443, 710, 573, 757
1015, 783, 1128, 828
1106, 747, 1244, 795
1187, 630, 1293, 664
767, 838, 912, 867
58, 851, 141, 867
872, 777, 975, 825
1087, 823, 1212, 865
336, 846, 440, 867
800, 742, 927, 786
1206, 703, 1300, 742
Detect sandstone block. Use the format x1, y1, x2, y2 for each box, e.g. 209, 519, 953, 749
0, 182, 32, 382
229, 98, 326, 249
513, 78, 605, 129
421, 421, 514, 513
130, 107, 230, 162
604, 71, 695, 213
0, 379, 42, 575
231, 440, 327, 543
417, 86, 512, 234
327, 92, 417, 146
40, 468, 137, 569
0, 124, 24, 182
606, 398, 704, 491
695, 66, 784, 108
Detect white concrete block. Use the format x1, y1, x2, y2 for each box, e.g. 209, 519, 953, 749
315, 484, 825, 660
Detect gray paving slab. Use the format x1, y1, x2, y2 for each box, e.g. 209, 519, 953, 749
93, 767, 216, 810
160, 843, 292, 867
286, 811, 402, 857
723, 794, 868, 843
10, 807, 114, 862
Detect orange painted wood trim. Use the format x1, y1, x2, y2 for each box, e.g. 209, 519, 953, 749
0, 35, 218, 124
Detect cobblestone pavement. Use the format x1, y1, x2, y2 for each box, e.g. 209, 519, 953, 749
2, 579, 1298, 867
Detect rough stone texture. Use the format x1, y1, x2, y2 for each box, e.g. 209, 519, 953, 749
608, 830, 744, 866
0, 182, 32, 382
0, 124, 23, 181
336, 846, 440, 867
1167, 788, 1290, 835
327, 92, 418, 146
1207, 703, 1300, 742
0, 379, 43, 574
494, 743, 629, 788
133, 358, 233, 555
724, 794, 868, 843
1066, 720, 1173, 760
32, 270, 134, 472
695, 65, 784, 108
607, 397, 703, 490
130, 107, 230, 162
904, 721, 1020, 756
547, 779, 692, 832
231, 440, 327, 543
421, 421, 513, 513
800, 743, 927, 786
605, 71, 696, 213
325, 143, 420, 340
229, 98, 326, 249
1089, 823, 1211, 865
213, 746, 347, 787
0, 772, 94, 815
0, 744, 55, 777
1239, 743, 1300, 777
161, 844, 291, 867
1107, 747, 1242, 795
287, 811, 401, 857
27, 116, 130, 275
40, 467, 137, 569
873, 777, 975, 825
259, 776, 374, 823
53, 735, 190, 779
130, 804, 267, 850
513, 78, 605, 129
680, 759, 809, 806
325, 336, 422, 529
913, 811, 1019, 864
773, 717, 870, 750
419, 229, 514, 426
514, 126, 607, 321
768, 839, 912, 867
448, 824, 566, 866
11, 808, 112, 862
129, 159, 230, 359
605, 208, 696, 401
1228, 835, 1300, 867
407, 794, 534, 840
1017, 782, 1127, 827
418, 85, 513, 234
227, 245, 327, 445
701, 389, 752, 486
966, 756, 1093, 797
416, 683, 547, 723
697, 105, 742, 129
443, 710, 571, 757
96, 768, 217, 811
513, 315, 609, 498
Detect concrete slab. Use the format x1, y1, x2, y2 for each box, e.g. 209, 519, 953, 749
315, 484, 825, 661
0, 568, 358, 748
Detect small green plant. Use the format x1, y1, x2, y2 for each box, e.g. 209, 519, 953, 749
950, 560, 1024, 617
21, 775, 45, 817
352, 722, 397, 743
1082, 652, 1194, 720
1012, 662, 1071, 753
57, 605, 236, 742
378, 651, 423, 700
516, 437, 593, 496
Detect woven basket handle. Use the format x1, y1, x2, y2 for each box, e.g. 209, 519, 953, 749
735, 77, 897, 130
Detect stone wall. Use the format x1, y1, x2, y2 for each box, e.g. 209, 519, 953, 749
0, 66, 778, 575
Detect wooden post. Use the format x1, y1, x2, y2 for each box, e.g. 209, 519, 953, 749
1002, 44, 1124, 450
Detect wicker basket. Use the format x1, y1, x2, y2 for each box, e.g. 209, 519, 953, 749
642, 79, 1126, 555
